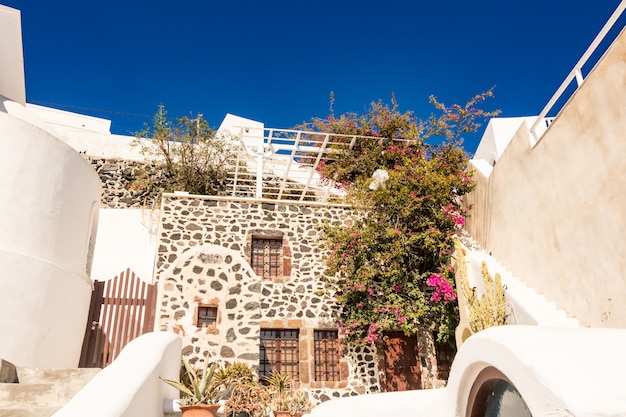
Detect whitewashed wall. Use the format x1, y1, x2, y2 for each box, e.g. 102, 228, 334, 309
0, 6, 25, 105
0, 101, 102, 368
465, 27, 626, 328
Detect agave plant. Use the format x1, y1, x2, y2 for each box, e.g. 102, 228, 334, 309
264, 370, 292, 396
265, 371, 312, 416
161, 358, 230, 405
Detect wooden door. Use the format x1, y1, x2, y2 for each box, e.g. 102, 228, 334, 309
79, 269, 157, 368
382, 332, 421, 391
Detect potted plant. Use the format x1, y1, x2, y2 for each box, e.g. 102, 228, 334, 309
224, 381, 270, 417
217, 362, 269, 417
265, 371, 312, 417
161, 357, 230, 417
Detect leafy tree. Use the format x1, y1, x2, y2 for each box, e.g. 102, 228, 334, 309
307, 90, 499, 344
133, 104, 237, 196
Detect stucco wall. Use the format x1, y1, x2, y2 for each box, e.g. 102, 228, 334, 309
0, 6, 25, 105
464, 27, 626, 328
0, 109, 102, 367
155, 195, 382, 401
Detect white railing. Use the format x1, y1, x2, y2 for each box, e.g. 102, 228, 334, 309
227, 127, 412, 203
529, 1, 626, 145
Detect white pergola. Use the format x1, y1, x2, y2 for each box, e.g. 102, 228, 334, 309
224, 126, 410, 203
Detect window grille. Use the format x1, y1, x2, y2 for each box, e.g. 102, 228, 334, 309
435, 338, 456, 381
259, 329, 300, 381
251, 238, 282, 279
197, 306, 217, 327
314, 330, 340, 381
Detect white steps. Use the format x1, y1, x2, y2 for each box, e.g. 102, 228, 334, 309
459, 234, 579, 328
0, 364, 100, 417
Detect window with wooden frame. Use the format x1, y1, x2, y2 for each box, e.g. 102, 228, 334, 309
314, 330, 340, 381
259, 329, 300, 382
251, 238, 282, 279
197, 306, 218, 328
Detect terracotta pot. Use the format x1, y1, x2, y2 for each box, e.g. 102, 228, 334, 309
273, 411, 302, 417
180, 404, 221, 417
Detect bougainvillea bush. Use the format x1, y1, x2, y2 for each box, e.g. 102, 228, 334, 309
306, 91, 499, 345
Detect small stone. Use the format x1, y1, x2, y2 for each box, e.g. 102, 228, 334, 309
226, 328, 236, 342
238, 353, 259, 361
243, 301, 260, 311
220, 346, 235, 358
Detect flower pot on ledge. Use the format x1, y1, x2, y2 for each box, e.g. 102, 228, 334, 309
180, 404, 220, 417
273, 411, 302, 417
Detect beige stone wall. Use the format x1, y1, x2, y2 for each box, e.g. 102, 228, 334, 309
154, 195, 382, 401
465, 28, 626, 328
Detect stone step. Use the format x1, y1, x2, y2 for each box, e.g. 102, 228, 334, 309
0, 382, 84, 407
0, 405, 61, 417
0, 364, 100, 417
16, 367, 100, 385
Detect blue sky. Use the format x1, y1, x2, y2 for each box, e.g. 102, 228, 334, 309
3, 1, 624, 152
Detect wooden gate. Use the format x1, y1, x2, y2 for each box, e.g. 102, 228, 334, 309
79, 268, 157, 368
382, 332, 422, 391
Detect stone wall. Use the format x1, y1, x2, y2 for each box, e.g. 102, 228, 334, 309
155, 195, 382, 401
85, 156, 161, 208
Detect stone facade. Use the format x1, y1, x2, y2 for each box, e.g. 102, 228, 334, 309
154, 195, 383, 402
82, 155, 447, 399
85, 156, 161, 208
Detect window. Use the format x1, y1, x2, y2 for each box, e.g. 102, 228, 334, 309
260, 329, 299, 381
251, 238, 282, 279
434, 337, 456, 381
197, 306, 217, 327
314, 330, 340, 381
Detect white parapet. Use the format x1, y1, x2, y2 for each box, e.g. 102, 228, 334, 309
311, 326, 626, 417
53, 332, 182, 417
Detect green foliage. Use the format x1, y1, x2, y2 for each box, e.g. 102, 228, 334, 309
271, 391, 312, 416
264, 370, 292, 395
455, 239, 507, 333
214, 361, 256, 386
161, 358, 231, 405
219, 363, 269, 417
133, 104, 237, 196
264, 371, 312, 415
225, 383, 270, 417
313, 90, 499, 345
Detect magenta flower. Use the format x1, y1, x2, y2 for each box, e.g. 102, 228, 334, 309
426, 273, 456, 302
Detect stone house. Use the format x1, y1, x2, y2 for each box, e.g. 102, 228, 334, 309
79, 118, 453, 399
153, 196, 378, 402
11, 93, 451, 398
152, 191, 452, 401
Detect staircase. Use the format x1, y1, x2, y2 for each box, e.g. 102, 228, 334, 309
0, 361, 100, 417
459, 234, 579, 328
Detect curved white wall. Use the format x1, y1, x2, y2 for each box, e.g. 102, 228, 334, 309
311, 326, 626, 417
0, 107, 102, 367
54, 332, 181, 417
